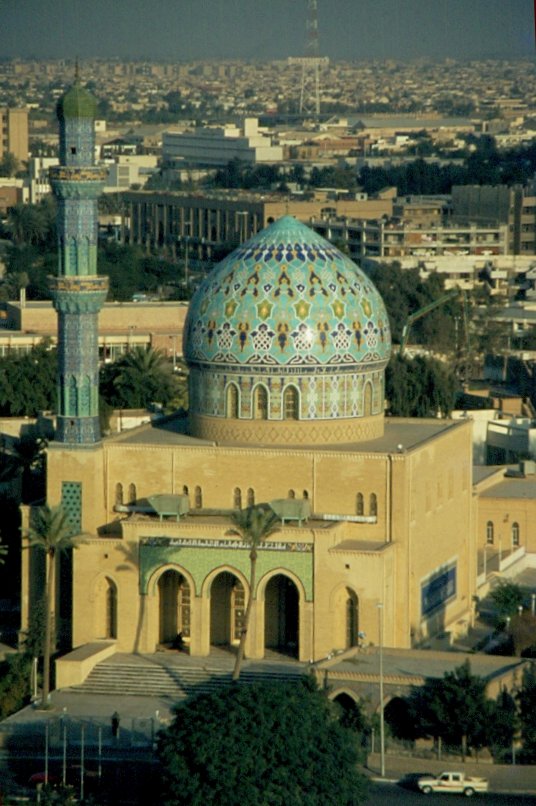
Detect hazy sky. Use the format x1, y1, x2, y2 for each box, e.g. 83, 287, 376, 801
0, 0, 534, 62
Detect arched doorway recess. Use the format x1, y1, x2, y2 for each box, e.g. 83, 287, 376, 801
210, 571, 245, 648
158, 569, 191, 646
264, 574, 299, 657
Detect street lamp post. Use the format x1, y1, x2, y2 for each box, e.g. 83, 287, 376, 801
169, 335, 177, 371
377, 602, 385, 778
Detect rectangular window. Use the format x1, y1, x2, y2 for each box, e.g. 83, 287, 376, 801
421, 562, 456, 616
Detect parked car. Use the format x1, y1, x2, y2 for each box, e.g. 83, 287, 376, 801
417, 771, 488, 796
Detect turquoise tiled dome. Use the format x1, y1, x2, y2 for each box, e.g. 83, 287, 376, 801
184, 216, 391, 370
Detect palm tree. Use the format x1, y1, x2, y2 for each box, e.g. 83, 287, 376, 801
27, 505, 84, 707
6, 203, 47, 246
100, 346, 177, 410
228, 504, 280, 681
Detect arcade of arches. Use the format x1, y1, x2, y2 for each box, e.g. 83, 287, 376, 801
155, 567, 302, 658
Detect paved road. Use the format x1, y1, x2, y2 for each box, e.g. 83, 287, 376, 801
365, 781, 536, 804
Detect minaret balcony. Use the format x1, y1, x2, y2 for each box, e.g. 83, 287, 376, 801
50, 166, 108, 182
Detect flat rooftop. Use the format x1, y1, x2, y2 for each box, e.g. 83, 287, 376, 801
109, 415, 462, 454
479, 476, 536, 499
322, 646, 527, 684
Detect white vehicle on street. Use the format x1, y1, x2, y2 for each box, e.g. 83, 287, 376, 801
417, 771, 489, 797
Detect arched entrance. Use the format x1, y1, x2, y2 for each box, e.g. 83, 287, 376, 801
333, 692, 368, 734
158, 570, 191, 646
264, 574, 299, 657
332, 587, 359, 650
94, 576, 117, 640
345, 589, 359, 648
210, 571, 245, 648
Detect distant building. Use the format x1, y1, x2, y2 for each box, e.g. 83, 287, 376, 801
0, 300, 187, 362
452, 184, 536, 256
120, 189, 393, 256
28, 156, 59, 203
0, 182, 24, 215
0, 107, 29, 164
103, 154, 158, 191
162, 118, 283, 167
312, 217, 508, 263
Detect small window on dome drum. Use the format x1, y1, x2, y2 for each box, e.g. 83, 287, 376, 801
283, 386, 299, 420
226, 383, 239, 418
253, 386, 268, 420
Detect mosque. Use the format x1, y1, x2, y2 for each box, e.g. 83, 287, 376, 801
21, 81, 477, 668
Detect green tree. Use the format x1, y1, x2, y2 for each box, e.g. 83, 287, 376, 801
0, 653, 32, 719
227, 504, 280, 681
26, 505, 83, 707
0, 151, 20, 178
518, 662, 536, 761
157, 678, 368, 806
385, 353, 458, 417
510, 612, 536, 657
100, 346, 177, 410
490, 580, 525, 623
403, 661, 489, 759
12, 432, 48, 502
487, 689, 518, 762
0, 343, 57, 417
6, 202, 48, 246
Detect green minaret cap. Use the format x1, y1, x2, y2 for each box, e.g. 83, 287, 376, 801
57, 81, 97, 120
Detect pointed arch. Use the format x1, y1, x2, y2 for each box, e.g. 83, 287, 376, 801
128, 483, 137, 504
194, 485, 203, 509
329, 584, 360, 650
288, 489, 296, 499
253, 384, 269, 420
247, 487, 255, 507
79, 375, 91, 416
233, 487, 242, 509
363, 381, 373, 416
115, 483, 123, 507
68, 375, 77, 414
157, 568, 191, 644
226, 382, 239, 418
93, 574, 118, 640
512, 522, 520, 548
356, 493, 364, 516
105, 578, 118, 639
283, 385, 300, 420
369, 493, 377, 517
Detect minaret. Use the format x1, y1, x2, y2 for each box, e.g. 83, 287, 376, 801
49, 79, 108, 445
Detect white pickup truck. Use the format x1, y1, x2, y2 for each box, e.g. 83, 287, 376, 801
417, 771, 489, 797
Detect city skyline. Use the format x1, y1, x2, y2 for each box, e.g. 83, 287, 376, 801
0, 0, 533, 63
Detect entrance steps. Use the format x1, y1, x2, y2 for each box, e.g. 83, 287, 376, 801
69, 653, 308, 700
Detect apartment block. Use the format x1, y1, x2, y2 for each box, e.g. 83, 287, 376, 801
0, 107, 29, 163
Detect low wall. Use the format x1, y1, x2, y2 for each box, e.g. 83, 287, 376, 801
55, 641, 116, 689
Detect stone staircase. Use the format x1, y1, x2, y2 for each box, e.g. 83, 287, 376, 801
70, 655, 307, 700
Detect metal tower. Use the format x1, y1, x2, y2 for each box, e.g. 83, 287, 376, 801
288, 0, 329, 118
49, 80, 108, 445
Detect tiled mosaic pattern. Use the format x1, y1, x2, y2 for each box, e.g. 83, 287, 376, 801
185, 216, 390, 423
185, 216, 391, 369
51, 83, 106, 445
